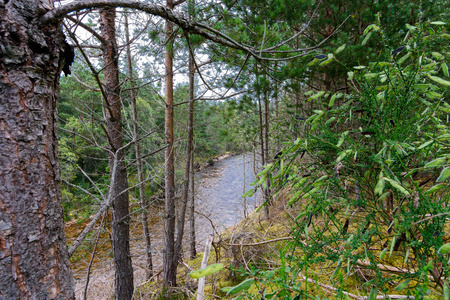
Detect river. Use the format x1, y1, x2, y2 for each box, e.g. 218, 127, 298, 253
194, 153, 261, 241
72, 153, 260, 299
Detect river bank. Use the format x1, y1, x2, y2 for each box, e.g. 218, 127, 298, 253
66, 153, 261, 299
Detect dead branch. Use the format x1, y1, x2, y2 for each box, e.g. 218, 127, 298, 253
228, 236, 293, 247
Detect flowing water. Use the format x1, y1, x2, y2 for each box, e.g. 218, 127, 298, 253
71, 153, 260, 299
194, 153, 261, 242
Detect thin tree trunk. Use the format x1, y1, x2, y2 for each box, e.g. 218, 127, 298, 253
99, 8, 134, 299
263, 83, 271, 218
188, 0, 197, 261
174, 32, 196, 265
274, 64, 279, 120
0, 2, 75, 298
189, 152, 197, 259
124, 11, 153, 280
256, 70, 267, 218
163, 0, 177, 287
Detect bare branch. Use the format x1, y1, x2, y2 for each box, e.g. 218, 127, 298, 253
43, 0, 342, 62
66, 15, 107, 45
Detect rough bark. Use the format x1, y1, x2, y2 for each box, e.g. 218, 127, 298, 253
0, 0, 75, 298
99, 8, 134, 299
124, 11, 153, 281
163, 0, 176, 287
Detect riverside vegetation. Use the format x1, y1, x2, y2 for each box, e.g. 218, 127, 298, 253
178, 20, 450, 299
2, 0, 450, 299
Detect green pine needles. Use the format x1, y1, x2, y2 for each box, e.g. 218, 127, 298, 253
239, 20, 450, 299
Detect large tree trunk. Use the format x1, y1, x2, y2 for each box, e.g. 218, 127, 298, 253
99, 8, 134, 299
163, 0, 177, 287
0, 0, 75, 299
124, 11, 153, 281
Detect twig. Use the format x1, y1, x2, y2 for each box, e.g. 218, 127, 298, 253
228, 236, 293, 247
83, 213, 106, 300
194, 210, 220, 236
299, 272, 415, 299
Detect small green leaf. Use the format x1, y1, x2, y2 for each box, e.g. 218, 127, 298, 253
426, 91, 443, 99
379, 248, 388, 260
332, 256, 343, 280
320, 53, 334, 66
413, 84, 430, 90
438, 243, 450, 255
345, 234, 354, 247
326, 117, 336, 125
389, 236, 396, 258
384, 178, 410, 196
394, 279, 411, 291
362, 31, 372, 45
417, 140, 433, 150
432, 52, 445, 60
431, 21, 446, 25
376, 91, 385, 101
329, 93, 337, 107
288, 190, 302, 206
406, 23, 417, 31
398, 52, 411, 64
335, 44, 346, 54
374, 178, 385, 196
437, 167, 450, 182
336, 150, 352, 163
353, 66, 366, 70
429, 75, 450, 86
424, 157, 446, 168
444, 280, 449, 300
368, 287, 378, 300
347, 71, 354, 80
242, 189, 255, 198
307, 91, 325, 102
224, 278, 255, 295
442, 63, 449, 77
379, 191, 390, 201
404, 248, 410, 265
363, 278, 377, 287
336, 131, 349, 147
307, 58, 319, 66
189, 263, 224, 279
425, 183, 446, 194
363, 24, 373, 35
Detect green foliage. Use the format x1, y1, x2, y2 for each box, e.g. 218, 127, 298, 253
188, 263, 224, 279
244, 20, 450, 298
